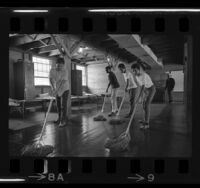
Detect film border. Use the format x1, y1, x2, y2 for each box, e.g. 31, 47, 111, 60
0, 7, 199, 183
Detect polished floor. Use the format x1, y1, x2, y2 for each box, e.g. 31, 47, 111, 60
9, 102, 192, 157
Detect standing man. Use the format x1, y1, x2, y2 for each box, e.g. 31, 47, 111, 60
165, 74, 175, 103
49, 57, 70, 127
118, 63, 141, 118
105, 66, 120, 117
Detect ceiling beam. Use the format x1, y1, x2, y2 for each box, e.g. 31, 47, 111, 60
49, 49, 61, 56
38, 44, 57, 54
26, 34, 48, 46
9, 34, 51, 47
70, 38, 83, 55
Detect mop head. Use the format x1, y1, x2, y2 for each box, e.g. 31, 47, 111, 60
93, 115, 107, 121
109, 118, 125, 125
21, 144, 54, 156
104, 132, 131, 152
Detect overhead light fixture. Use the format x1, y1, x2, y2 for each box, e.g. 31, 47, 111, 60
13, 10, 49, 13
88, 9, 200, 12
78, 47, 83, 53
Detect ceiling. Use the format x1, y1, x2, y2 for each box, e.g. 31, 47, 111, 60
140, 35, 184, 65
9, 34, 184, 67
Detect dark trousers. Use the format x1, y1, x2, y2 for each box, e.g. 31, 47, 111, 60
167, 89, 173, 102
56, 90, 69, 122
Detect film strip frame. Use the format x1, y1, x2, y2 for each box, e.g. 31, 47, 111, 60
0, 7, 200, 183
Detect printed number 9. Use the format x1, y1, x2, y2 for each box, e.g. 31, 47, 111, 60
147, 174, 154, 182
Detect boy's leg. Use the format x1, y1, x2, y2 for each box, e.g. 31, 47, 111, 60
144, 86, 156, 126
167, 89, 172, 103
111, 88, 114, 112
60, 90, 69, 126
127, 88, 137, 117
108, 88, 115, 116
128, 89, 133, 116
114, 88, 118, 113
55, 95, 61, 123
169, 89, 173, 103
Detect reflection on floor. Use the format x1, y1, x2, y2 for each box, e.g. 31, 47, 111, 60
9, 103, 191, 157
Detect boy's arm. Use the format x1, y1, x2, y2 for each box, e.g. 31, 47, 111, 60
49, 78, 55, 90
106, 82, 111, 93
136, 85, 145, 103
125, 79, 129, 92
165, 79, 168, 90
132, 73, 141, 87
49, 70, 56, 91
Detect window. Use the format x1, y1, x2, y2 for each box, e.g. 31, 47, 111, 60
166, 71, 184, 92
33, 56, 51, 86
76, 65, 86, 86
170, 71, 184, 92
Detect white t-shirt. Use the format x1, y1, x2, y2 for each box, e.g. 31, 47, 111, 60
123, 71, 140, 89
49, 67, 70, 97
137, 72, 154, 88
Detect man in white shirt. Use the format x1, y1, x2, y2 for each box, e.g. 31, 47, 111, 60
118, 63, 141, 118
131, 63, 156, 129
49, 57, 70, 127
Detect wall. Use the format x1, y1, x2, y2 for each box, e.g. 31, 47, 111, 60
9, 48, 57, 99
147, 66, 184, 102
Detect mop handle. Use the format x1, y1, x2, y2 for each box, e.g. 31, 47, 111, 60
38, 98, 54, 141
116, 92, 126, 116
125, 88, 144, 134
101, 94, 107, 112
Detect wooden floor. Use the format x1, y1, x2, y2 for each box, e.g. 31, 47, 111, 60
9, 102, 192, 157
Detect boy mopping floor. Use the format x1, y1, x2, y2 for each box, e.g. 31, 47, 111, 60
49, 57, 70, 127
105, 66, 120, 117
117, 63, 141, 119
131, 62, 156, 129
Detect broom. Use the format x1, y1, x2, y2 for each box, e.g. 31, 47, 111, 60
93, 93, 108, 121
104, 88, 143, 152
21, 98, 55, 156
108, 92, 126, 125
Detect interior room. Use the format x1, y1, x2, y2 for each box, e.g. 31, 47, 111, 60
9, 34, 192, 157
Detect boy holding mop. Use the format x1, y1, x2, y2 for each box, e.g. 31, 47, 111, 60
131, 63, 156, 129
105, 66, 120, 117
118, 63, 142, 118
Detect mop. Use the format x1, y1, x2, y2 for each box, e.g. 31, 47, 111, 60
108, 93, 126, 125
104, 90, 143, 152
21, 98, 55, 156
93, 94, 108, 121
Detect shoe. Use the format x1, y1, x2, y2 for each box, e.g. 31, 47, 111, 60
140, 124, 145, 129
113, 111, 118, 116
125, 114, 131, 118
139, 121, 147, 129
108, 112, 115, 117
54, 118, 60, 124
139, 120, 145, 124
59, 121, 66, 127
143, 123, 150, 129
